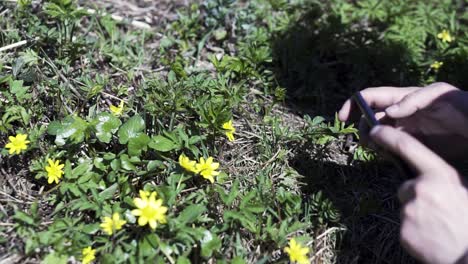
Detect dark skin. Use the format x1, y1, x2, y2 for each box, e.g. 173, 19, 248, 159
339, 82, 468, 264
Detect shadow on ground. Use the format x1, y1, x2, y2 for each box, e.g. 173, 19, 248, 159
271, 4, 468, 117
291, 143, 415, 264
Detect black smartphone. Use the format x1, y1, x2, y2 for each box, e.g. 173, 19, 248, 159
352, 92, 380, 128
352, 91, 414, 178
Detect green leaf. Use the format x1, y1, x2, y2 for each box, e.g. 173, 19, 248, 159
9, 79, 30, 102
176, 204, 207, 225
53, 116, 89, 145
95, 112, 122, 143
148, 135, 177, 152
41, 252, 68, 264
82, 223, 100, 234
118, 115, 145, 144
201, 231, 221, 258
213, 28, 227, 41
13, 211, 35, 226
218, 179, 239, 206
120, 154, 137, 171
139, 234, 159, 257
232, 257, 247, 264
176, 256, 191, 264
66, 160, 92, 179
310, 116, 325, 126
99, 183, 118, 201
128, 134, 151, 156
147, 160, 164, 171
47, 121, 62, 135
13, 211, 34, 225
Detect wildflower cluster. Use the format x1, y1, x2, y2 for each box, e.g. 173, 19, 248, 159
3, 0, 464, 263
430, 29, 454, 72
179, 154, 221, 183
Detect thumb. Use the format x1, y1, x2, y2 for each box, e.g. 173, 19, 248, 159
370, 125, 458, 181
385, 83, 457, 119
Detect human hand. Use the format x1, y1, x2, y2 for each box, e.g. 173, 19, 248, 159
339, 82, 468, 159
370, 125, 468, 264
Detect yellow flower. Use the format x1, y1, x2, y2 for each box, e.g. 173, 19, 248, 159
110, 100, 124, 116
195, 157, 220, 183
284, 238, 310, 264
222, 120, 235, 142
100, 212, 127, 235
5, 133, 30, 155
430, 61, 443, 70
82, 246, 96, 264
131, 190, 168, 230
437, 30, 453, 43
179, 154, 199, 173
45, 159, 64, 184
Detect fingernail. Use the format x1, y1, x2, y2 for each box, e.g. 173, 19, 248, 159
370, 125, 382, 136
386, 104, 399, 114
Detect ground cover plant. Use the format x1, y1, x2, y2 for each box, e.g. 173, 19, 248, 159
0, 0, 467, 263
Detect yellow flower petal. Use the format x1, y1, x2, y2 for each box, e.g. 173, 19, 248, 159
132, 190, 168, 229
133, 198, 147, 209
131, 209, 142, 216
149, 219, 157, 230
222, 119, 236, 141
138, 216, 148, 226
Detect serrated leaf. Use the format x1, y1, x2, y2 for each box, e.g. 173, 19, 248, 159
201, 232, 221, 258
99, 183, 118, 201
13, 211, 35, 226
67, 160, 92, 179
54, 116, 88, 146
9, 79, 30, 101
176, 204, 207, 225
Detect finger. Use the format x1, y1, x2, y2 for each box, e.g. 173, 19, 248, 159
338, 99, 353, 121
385, 82, 458, 119
397, 179, 417, 204
338, 86, 419, 121
370, 125, 457, 180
